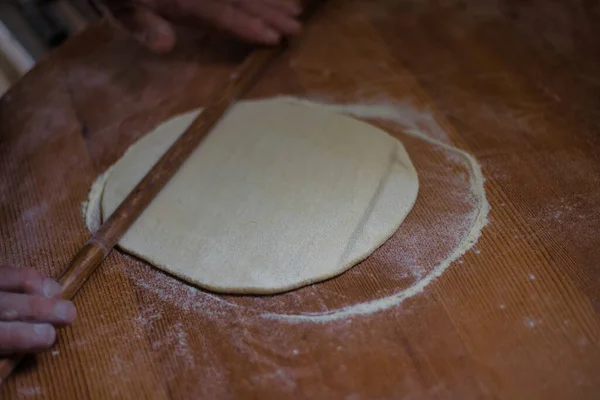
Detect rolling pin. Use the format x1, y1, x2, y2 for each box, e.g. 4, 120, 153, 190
0, 0, 325, 384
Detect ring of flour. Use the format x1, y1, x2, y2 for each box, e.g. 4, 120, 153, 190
84, 98, 490, 323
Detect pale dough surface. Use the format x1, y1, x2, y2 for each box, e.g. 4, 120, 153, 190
95, 98, 419, 294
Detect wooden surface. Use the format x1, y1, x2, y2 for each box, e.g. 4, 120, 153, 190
1, 0, 599, 398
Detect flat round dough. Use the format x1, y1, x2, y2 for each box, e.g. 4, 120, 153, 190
96, 98, 419, 294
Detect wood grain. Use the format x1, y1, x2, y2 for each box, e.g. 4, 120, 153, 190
1, 0, 599, 398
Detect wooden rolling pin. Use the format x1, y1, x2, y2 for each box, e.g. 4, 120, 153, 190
0, 0, 325, 384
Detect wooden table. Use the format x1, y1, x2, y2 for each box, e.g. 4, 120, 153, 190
1, 0, 599, 398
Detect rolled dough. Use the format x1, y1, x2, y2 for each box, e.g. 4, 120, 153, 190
93, 98, 419, 294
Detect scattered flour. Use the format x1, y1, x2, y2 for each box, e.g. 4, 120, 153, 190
82, 97, 490, 323
20, 202, 48, 224
17, 386, 42, 397
152, 322, 196, 369
130, 269, 236, 318
523, 317, 540, 328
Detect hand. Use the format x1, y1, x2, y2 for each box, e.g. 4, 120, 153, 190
0, 266, 77, 356
99, 0, 303, 53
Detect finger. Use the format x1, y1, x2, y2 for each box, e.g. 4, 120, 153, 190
0, 266, 62, 298
0, 322, 56, 355
237, 1, 302, 36
188, 0, 282, 44
0, 292, 77, 325
110, 5, 177, 53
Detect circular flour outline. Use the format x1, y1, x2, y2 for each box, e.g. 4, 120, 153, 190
84, 99, 490, 324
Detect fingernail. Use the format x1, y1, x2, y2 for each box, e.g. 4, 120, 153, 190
43, 279, 62, 298
33, 324, 56, 345
53, 301, 76, 323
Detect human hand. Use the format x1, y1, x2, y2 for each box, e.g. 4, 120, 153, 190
99, 0, 303, 53
0, 266, 77, 356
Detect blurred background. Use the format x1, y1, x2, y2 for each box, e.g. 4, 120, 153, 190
0, 0, 100, 95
